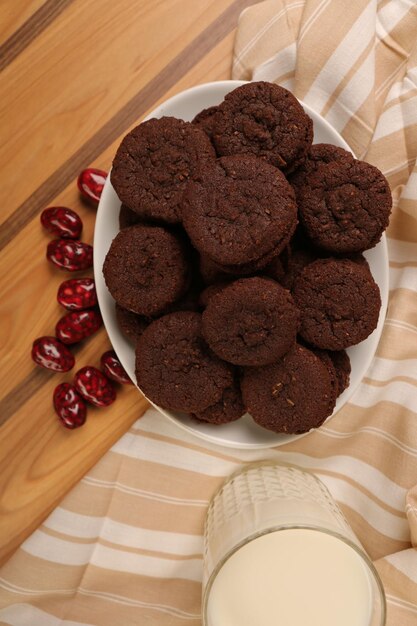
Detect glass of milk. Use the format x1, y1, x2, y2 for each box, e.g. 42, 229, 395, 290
203, 461, 386, 626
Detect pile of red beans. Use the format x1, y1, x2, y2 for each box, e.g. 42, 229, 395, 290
31, 169, 131, 429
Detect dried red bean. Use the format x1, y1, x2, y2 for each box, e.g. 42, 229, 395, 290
47, 239, 93, 271
53, 383, 87, 429
55, 310, 102, 344
57, 278, 97, 311
74, 366, 116, 407
41, 207, 82, 239
77, 168, 107, 204
100, 350, 132, 384
31, 336, 75, 372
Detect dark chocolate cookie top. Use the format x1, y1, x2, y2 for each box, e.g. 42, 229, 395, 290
290, 143, 354, 199
103, 224, 189, 317
192, 106, 219, 141
212, 82, 313, 172
193, 378, 245, 424
241, 344, 335, 434
328, 349, 351, 395
293, 258, 381, 350
298, 159, 392, 253
115, 303, 150, 344
119, 204, 143, 230
202, 277, 300, 366
111, 116, 216, 224
135, 312, 233, 413
182, 155, 297, 266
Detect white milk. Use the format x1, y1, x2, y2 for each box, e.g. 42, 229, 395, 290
206, 528, 373, 626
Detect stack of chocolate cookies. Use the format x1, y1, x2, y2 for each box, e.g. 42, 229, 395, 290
103, 81, 391, 435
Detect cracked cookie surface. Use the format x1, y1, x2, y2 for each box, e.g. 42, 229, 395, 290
212, 81, 313, 172
202, 277, 300, 366
193, 378, 245, 424
103, 225, 189, 317
297, 159, 392, 253
241, 344, 335, 433
135, 312, 233, 413
293, 258, 381, 350
111, 116, 215, 224
182, 155, 297, 266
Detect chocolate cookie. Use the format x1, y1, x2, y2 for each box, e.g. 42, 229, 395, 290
111, 116, 216, 224
202, 277, 300, 366
115, 303, 150, 343
135, 312, 233, 412
193, 378, 245, 424
298, 159, 392, 253
290, 143, 353, 200
328, 349, 351, 395
119, 204, 142, 229
182, 155, 297, 266
293, 258, 381, 350
198, 283, 229, 308
310, 348, 339, 405
241, 344, 335, 433
103, 224, 189, 316
192, 106, 219, 141
212, 81, 313, 173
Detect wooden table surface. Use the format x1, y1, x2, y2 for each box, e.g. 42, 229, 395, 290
0, 0, 256, 566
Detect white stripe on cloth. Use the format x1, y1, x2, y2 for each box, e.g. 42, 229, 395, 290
319, 426, 417, 458
372, 96, 417, 141
376, 0, 416, 41
76, 588, 200, 619
384, 66, 417, 104
297, 0, 332, 45
111, 431, 239, 476
0, 580, 200, 620
303, 0, 377, 111
0, 604, 90, 626
233, 1, 305, 71
389, 265, 417, 291
43, 509, 203, 555
387, 238, 417, 263
324, 48, 375, 132
386, 594, 417, 615
81, 476, 209, 506
384, 319, 417, 336
385, 549, 417, 584
133, 413, 408, 512
350, 379, 417, 413
252, 43, 297, 82
22, 532, 203, 581
401, 170, 417, 200
367, 356, 417, 381
316, 474, 410, 540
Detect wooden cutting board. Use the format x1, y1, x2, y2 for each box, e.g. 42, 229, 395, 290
0, 0, 257, 565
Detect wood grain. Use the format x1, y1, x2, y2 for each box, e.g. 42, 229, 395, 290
0, 0, 256, 565
0, 0, 74, 71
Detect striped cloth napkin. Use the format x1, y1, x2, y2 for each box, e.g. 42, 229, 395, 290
1, 1, 417, 624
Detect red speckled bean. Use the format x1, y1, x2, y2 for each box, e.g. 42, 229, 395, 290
100, 350, 132, 384
53, 383, 87, 429
74, 366, 116, 407
77, 168, 107, 204
57, 278, 97, 311
47, 239, 93, 271
55, 310, 102, 344
31, 336, 75, 372
41, 207, 82, 239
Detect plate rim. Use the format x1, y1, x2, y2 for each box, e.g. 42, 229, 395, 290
94, 79, 389, 450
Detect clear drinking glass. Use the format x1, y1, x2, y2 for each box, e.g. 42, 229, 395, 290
203, 461, 386, 626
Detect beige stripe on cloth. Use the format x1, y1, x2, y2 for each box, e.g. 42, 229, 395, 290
1, 1, 417, 624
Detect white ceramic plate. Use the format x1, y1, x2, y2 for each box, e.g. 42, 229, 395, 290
94, 80, 389, 449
